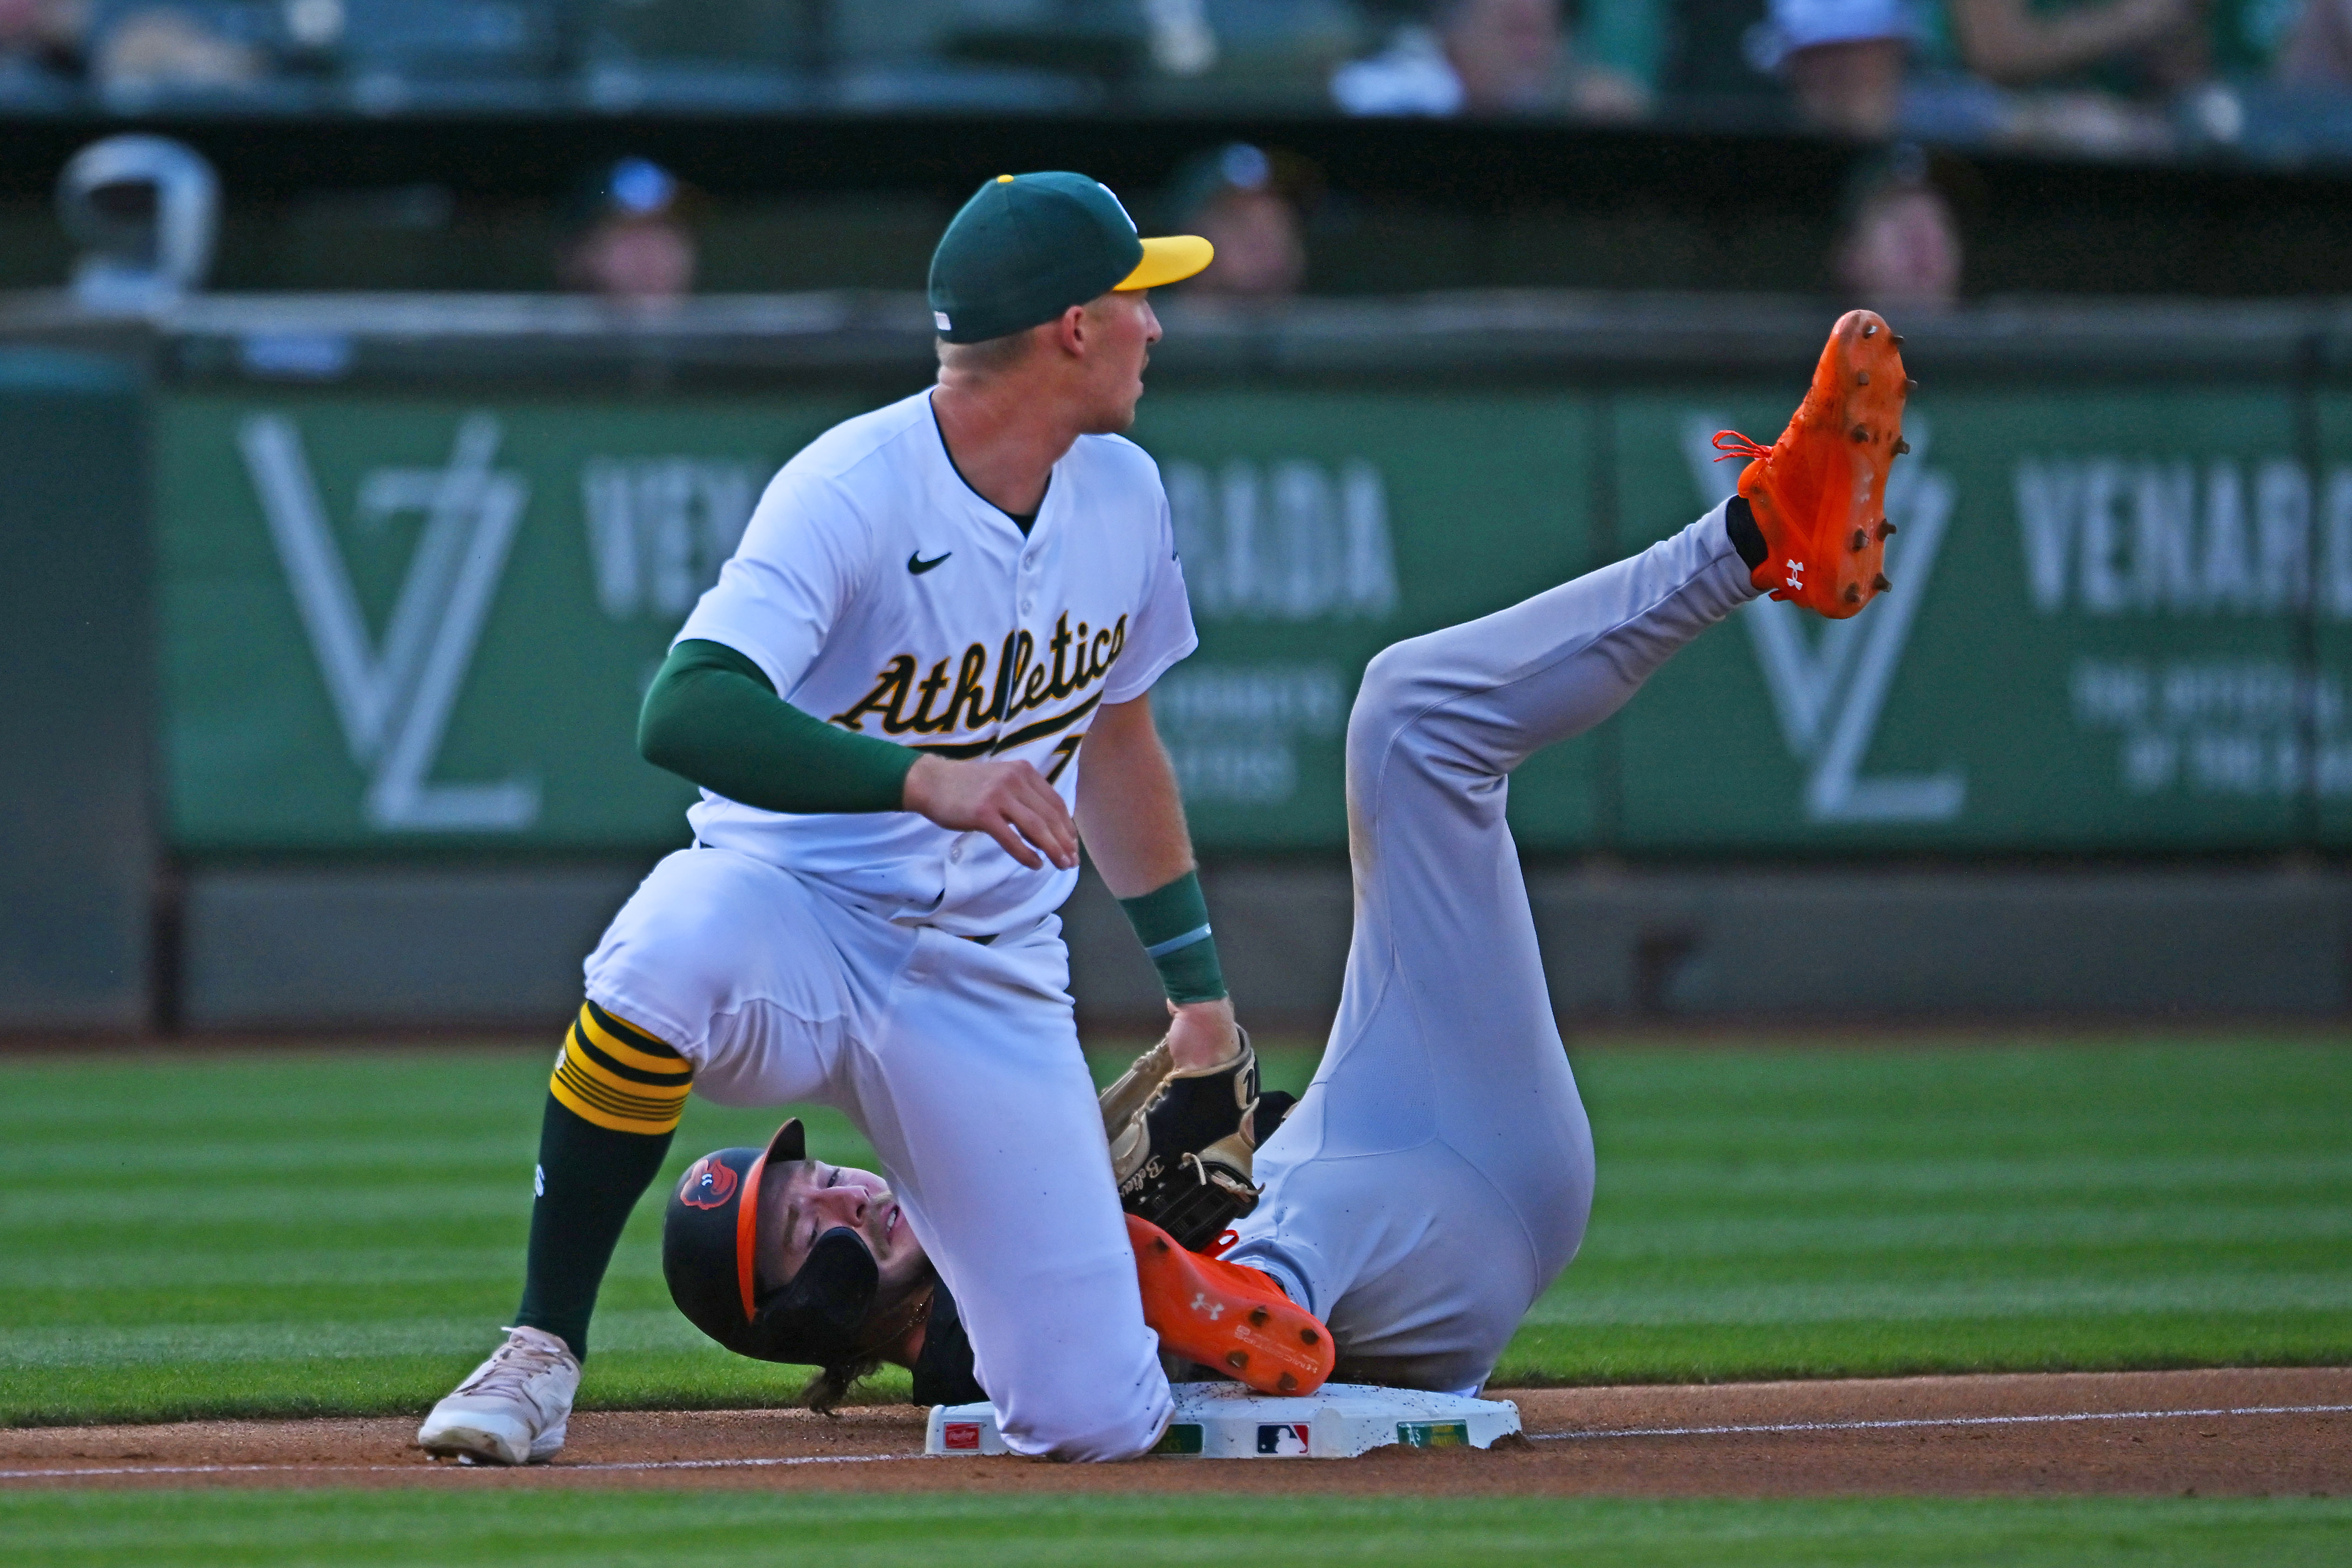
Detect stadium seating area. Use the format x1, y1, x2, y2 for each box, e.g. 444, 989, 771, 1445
6, 0, 2352, 165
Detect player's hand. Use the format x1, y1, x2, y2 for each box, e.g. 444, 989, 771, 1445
902, 754, 1079, 871
1163, 996, 1240, 1073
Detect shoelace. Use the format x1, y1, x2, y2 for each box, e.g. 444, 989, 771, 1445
458, 1330, 569, 1398
1711, 430, 1772, 463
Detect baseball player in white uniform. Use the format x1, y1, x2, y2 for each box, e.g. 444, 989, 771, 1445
647, 317, 1914, 1441
417, 171, 1257, 1465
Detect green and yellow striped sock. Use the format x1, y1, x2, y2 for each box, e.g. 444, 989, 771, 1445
515, 1002, 692, 1360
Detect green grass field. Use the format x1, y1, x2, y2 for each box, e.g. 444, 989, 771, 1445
3, 1036, 2345, 1426
7, 1492, 2350, 1568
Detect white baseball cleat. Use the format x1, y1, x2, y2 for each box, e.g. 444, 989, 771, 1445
415, 1326, 579, 1465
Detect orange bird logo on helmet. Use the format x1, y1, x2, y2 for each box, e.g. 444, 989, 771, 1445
679, 1155, 738, 1210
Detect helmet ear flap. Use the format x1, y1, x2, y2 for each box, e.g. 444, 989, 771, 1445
772, 1227, 879, 1327
741, 1226, 879, 1362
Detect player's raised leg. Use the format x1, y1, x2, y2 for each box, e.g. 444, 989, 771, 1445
1229, 311, 1909, 1391
1227, 499, 1763, 1389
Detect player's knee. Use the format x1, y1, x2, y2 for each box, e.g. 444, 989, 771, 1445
1350, 639, 1422, 732
1348, 638, 1490, 788
1001, 1393, 1171, 1463
588, 874, 772, 1043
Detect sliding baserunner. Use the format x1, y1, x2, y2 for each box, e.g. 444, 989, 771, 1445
654, 313, 1913, 1428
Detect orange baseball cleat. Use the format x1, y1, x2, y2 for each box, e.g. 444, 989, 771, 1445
1714, 309, 1913, 619
1127, 1213, 1335, 1397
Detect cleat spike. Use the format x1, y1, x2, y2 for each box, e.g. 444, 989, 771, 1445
1856, 370, 1870, 385
1879, 520, 1898, 538
1906, 377, 1919, 392
1850, 529, 1868, 550
1248, 1306, 1269, 1328
1862, 322, 1877, 337
1873, 572, 1892, 591
1851, 426, 1869, 442
1892, 333, 1905, 345
1894, 439, 1911, 454
1844, 583, 1861, 604
1226, 1350, 1249, 1370
1277, 1373, 1299, 1393
1300, 1327, 1320, 1346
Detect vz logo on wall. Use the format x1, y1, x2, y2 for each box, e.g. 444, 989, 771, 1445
1680, 414, 1965, 823
239, 412, 539, 832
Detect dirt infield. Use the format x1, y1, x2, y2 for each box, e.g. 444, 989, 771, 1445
4, 1369, 2344, 1497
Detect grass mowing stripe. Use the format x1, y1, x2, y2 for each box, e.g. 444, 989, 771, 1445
1586, 1204, 2352, 1256
4, 1039, 2347, 1425
0, 1306, 723, 1367
1521, 1271, 2352, 1326
1, 1493, 2346, 1568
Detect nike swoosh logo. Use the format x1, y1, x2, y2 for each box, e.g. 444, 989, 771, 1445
908, 550, 951, 575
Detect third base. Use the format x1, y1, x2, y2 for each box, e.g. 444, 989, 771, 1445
926, 1381, 1521, 1459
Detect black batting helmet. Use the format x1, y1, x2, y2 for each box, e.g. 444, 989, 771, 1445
662, 1118, 880, 1366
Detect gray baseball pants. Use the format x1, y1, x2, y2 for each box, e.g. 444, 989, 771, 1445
1224, 502, 1759, 1392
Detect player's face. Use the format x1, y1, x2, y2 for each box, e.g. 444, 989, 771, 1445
759, 1158, 929, 1300
1076, 289, 1162, 434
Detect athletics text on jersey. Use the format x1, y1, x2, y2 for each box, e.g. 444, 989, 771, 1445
829, 610, 1125, 773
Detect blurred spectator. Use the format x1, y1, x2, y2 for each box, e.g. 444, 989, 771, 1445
1165, 142, 1311, 299
1761, 0, 1912, 136
1896, 0, 2203, 154
1332, 0, 1648, 118
93, 6, 265, 93
1941, 0, 2207, 96
559, 156, 696, 305
1831, 144, 1961, 308
2276, 0, 2352, 83
0, 0, 85, 82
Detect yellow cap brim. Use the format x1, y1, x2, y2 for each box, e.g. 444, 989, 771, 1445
1115, 234, 1214, 291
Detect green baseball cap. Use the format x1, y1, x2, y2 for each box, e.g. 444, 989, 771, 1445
928, 170, 1213, 344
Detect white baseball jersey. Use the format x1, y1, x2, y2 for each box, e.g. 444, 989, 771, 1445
676, 388, 1197, 937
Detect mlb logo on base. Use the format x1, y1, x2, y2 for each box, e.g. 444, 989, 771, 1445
1256, 1422, 1311, 1455
942, 1422, 982, 1451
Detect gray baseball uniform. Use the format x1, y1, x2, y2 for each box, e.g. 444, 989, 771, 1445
1225, 501, 1758, 1392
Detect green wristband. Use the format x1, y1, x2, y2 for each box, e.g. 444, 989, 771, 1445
1117, 870, 1228, 1005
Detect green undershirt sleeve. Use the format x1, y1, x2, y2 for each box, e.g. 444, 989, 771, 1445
638, 639, 918, 816
1117, 869, 1229, 1004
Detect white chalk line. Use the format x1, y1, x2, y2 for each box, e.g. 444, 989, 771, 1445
0, 1452, 915, 1481
3, 1402, 2345, 1479
1531, 1402, 2352, 1442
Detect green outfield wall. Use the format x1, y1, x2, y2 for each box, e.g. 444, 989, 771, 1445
16, 290, 2352, 1028
123, 293, 2352, 858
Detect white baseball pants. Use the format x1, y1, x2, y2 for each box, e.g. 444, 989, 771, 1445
585, 851, 1170, 1461
1226, 503, 1759, 1392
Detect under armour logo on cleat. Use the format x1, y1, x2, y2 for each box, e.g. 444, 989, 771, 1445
1191, 1292, 1225, 1320
1785, 559, 1806, 589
